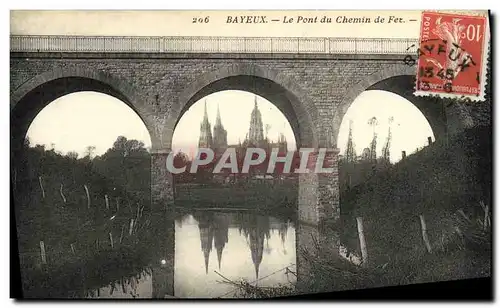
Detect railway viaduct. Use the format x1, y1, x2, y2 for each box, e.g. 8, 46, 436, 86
11, 35, 486, 295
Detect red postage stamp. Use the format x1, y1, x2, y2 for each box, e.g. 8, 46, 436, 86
414, 11, 489, 101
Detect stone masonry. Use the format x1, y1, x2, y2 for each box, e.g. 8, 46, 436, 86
10, 52, 486, 226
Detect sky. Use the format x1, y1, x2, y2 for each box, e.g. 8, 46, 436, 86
26, 92, 152, 157
26, 89, 433, 163
336, 90, 434, 163
27, 90, 434, 162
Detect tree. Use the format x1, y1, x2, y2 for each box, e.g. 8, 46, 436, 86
92, 136, 151, 201
23, 137, 31, 149
112, 136, 128, 151
344, 120, 357, 163
108, 136, 147, 158
84, 146, 96, 159
381, 117, 394, 163
67, 151, 79, 160
173, 151, 189, 167
173, 151, 192, 183
367, 117, 378, 162
265, 124, 271, 139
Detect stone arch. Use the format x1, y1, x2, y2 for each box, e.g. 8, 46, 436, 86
161, 63, 320, 150
154, 63, 336, 226
10, 67, 159, 151
333, 64, 452, 145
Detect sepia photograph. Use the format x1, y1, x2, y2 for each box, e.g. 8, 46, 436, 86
9, 8, 492, 300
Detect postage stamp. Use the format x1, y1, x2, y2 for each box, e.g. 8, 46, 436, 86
414, 11, 489, 101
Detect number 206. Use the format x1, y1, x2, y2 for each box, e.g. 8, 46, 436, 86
193, 17, 210, 23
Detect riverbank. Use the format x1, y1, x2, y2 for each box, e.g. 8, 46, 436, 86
229, 232, 490, 299
19, 210, 176, 299
297, 236, 491, 297
20, 242, 154, 298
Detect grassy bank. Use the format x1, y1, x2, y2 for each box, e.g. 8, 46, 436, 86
21, 244, 154, 298
19, 210, 175, 298
12, 144, 157, 298
337, 125, 491, 265
298, 234, 490, 296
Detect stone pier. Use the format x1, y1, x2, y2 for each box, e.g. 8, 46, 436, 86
151, 150, 175, 211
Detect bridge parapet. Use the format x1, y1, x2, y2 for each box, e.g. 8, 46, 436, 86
11, 35, 418, 55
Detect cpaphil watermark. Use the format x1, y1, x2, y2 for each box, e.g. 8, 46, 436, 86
166, 147, 338, 174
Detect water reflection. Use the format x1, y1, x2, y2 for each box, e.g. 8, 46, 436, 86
175, 211, 296, 298
86, 270, 153, 299
87, 210, 296, 299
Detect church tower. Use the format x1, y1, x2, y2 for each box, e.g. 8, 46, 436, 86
212, 103, 228, 155
247, 96, 265, 146
277, 132, 288, 153
198, 100, 213, 148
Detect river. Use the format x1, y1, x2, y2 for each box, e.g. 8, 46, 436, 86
86, 210, 297, 298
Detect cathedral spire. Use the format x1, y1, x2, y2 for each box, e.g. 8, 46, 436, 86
202, 100, 210, 127
199, 99, 213, 148
216, 103, 222, 126
212, 101, 228, 154
204, 99, 209, 118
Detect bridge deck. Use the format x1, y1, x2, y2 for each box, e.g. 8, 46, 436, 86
11, 35, 418, 55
